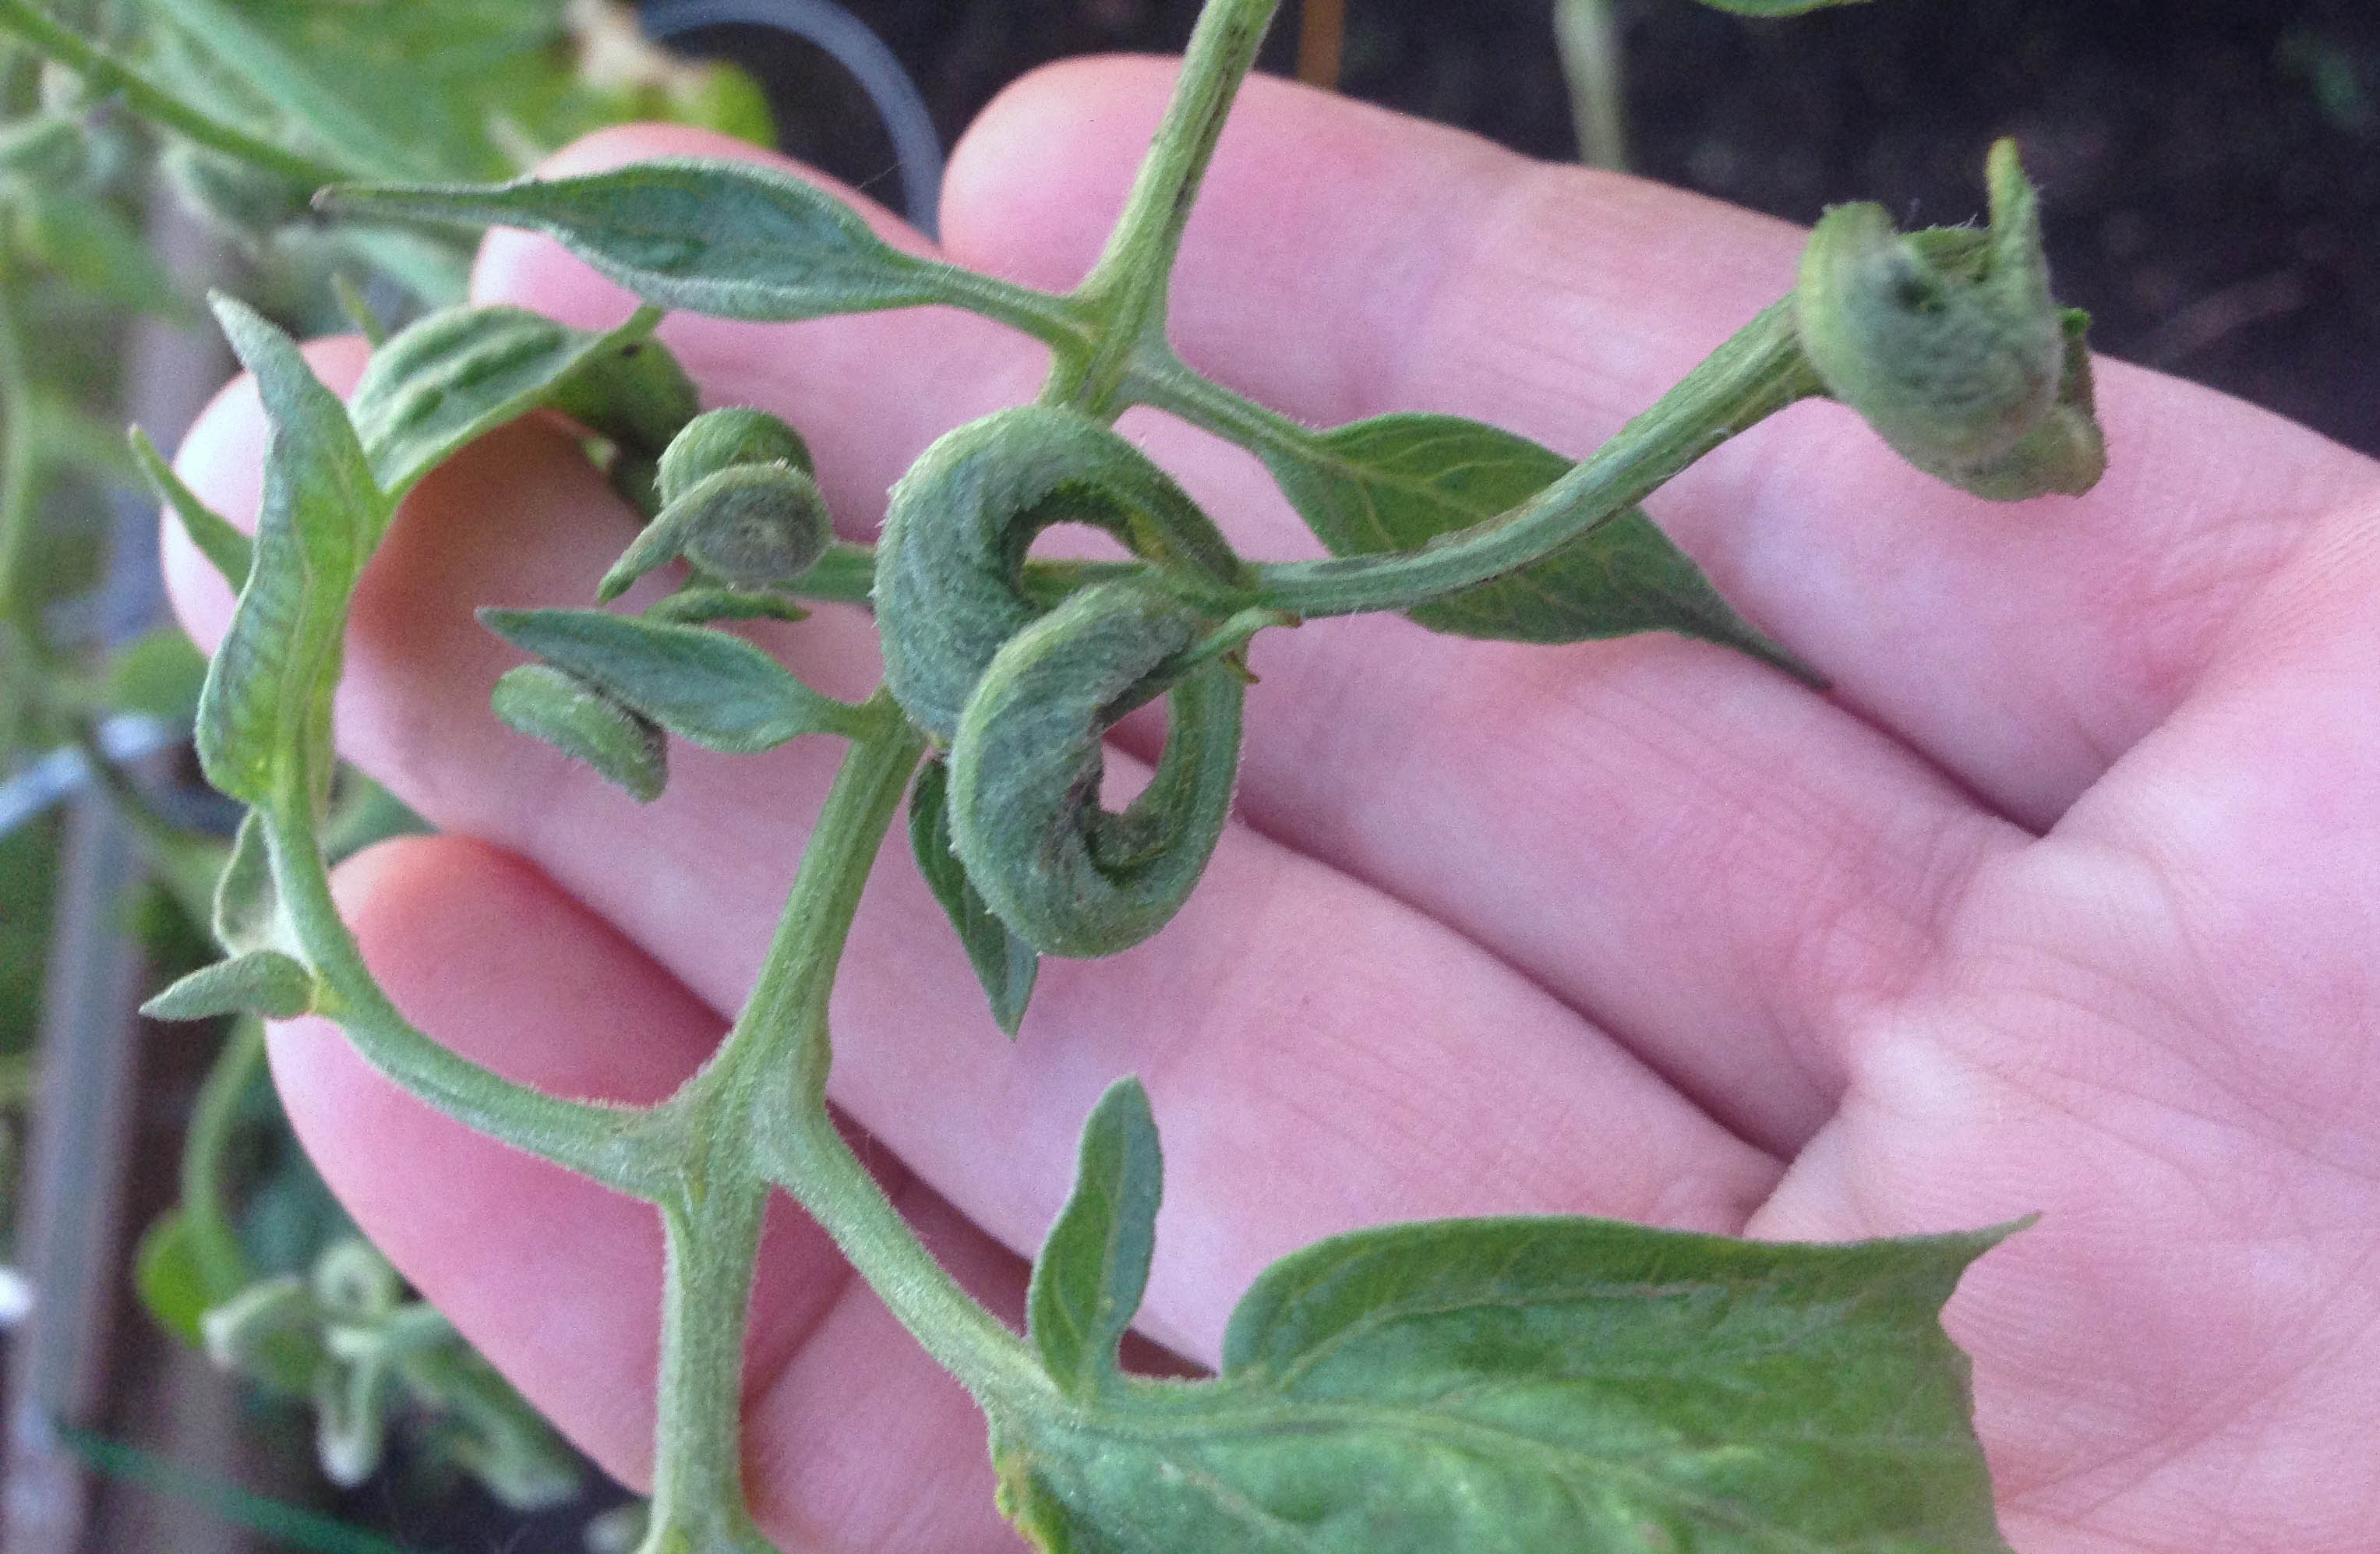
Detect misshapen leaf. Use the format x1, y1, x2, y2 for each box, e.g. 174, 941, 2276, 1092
348, 302, 696, 500
909, 760, 1037, 1035
1029, 1079, 1163, 1399
194, 298, 390, 811
480, 607, 857, 753
998, 1199, 2020, 1554
1260, 415, 1811, 679
490, 663, 667, 803
323, 160, 954, 322
142, 949, 317, 1021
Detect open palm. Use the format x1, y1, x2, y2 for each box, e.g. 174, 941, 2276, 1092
165, 62, 2380, 1554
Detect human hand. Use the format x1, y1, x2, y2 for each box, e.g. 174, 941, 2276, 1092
164, 60, 2380, 1554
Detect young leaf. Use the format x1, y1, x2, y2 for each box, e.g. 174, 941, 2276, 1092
347, 303, 696, 500
142, 948, 317, 1021
133, 1210, 244, 1346
1259, 415, 1811, 679
193, 297, 390, 811
997, 1213, 2019, 1554
908, 760, 1037, 1036
323, 160, 957, 322
490, 663, 667, 803
479, 607, 860, 753
642, 586, 809, 627
1027, 1079, 1162, 1399
131, 426, 251, 588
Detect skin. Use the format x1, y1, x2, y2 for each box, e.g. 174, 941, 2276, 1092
164, 59, 2380, 1554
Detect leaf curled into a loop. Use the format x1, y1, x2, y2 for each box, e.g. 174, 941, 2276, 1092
658, 406, 814, 497
599, 463, 832, 602
946, 581, 1244, 959
875, 405, 1249, 745
1796, 139, 2103, 501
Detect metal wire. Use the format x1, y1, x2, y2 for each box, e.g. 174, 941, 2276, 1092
641, 0, 945, 237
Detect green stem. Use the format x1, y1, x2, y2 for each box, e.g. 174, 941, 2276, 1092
261, 801, 669, 1199
1164, 298, 1822, 619
1051, 0, 1282, 416
1555, 0, 1630, 171
642, 1174, 778, 1554
0, 0, 350, 189
0, 267, 41, 652
180, 1019, 266, 1296
701, 698, 1046, 1410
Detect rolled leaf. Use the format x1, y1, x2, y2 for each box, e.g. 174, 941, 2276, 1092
480, 607, 858, 753
490, 664, 667, 803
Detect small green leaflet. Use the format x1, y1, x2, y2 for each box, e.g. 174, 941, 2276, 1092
910, 759, 1039, 1035
997, 1092, 2017, 1554
143, 949, 316, 1021
1029, 1078, 1161, 1396
346, 303, 697, 502
1260, 415, 1811, 679
324, 160, 959, 323
134, 1210, 244, 1347
489, 663, 667, 803
132, 426, 252, 588
193, 297, 390, 812
479, 608, 861, 753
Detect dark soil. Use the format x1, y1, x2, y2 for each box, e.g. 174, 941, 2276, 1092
679, 0, 2380, 458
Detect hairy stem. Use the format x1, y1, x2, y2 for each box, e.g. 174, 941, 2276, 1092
0, 0, 350, 189
1145, 299, 1824, 619
644, 1174, 778, 1554
1051, 0, 1282, 416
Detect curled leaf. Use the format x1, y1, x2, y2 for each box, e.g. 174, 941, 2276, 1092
908, 759, 1037, 1036
490, 663, 667, 803
481, 606, 860, 752
876, 405, 1248, 744
599, 462, 832, 601
657, 405, 814, 497
1796, 139, 2103, 500
947, 581, 1244, 959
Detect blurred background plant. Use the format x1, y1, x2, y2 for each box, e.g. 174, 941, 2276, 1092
0, 2, 2370, 1551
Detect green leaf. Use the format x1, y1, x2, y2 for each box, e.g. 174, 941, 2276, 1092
909, 759, 1038, 1037
323, 159, 958, 323
642, 586, 809, 627
997, 1209, 2019, 1554
193, 296, 390, 811
347, 302, 696, 500
132, 426, 252, 589
142, 948, 317, 1021
478, 607, 858, 753
134, 1210, 244, 1345
490, 663, 667, 803
103, 625, 211, 726
1028, 1079, 1162, 1398
214, 809, 298, 959
1259, 415, 1811, 679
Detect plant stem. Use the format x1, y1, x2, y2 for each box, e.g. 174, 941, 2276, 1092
703, 698, 1047, 1410
179, 1018, 266, 1295
262, 800, 669, 1199
0, 267, 41, 654
1051, 0, 1281, 417
1555, 0, 1630, 171
1211, 298, 1821, 619
0, 0, 350, 189
642, 1174, 779, 1554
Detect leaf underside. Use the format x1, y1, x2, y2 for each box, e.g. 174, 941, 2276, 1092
909, 760, 1039, 1035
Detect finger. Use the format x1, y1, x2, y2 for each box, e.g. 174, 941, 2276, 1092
164, 326, 1783, 1369
276, 835, 1023, 1552
941, 60, 2380, 829
447, 122, 1996, 1156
